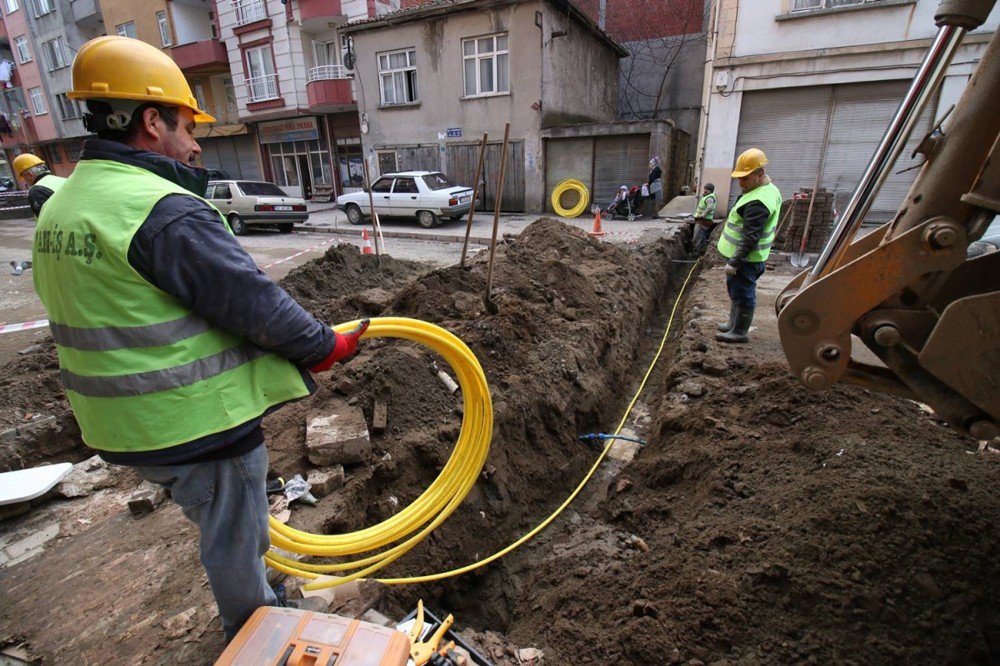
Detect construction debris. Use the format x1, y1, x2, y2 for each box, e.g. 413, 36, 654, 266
305, 466, 345, 497
126, 481, 167, 518
306, 403, 372, 466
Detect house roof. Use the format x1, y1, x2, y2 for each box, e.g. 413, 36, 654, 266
339, 0, 628, 58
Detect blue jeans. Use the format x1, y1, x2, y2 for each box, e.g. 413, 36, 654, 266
726, 261, 766, 308
693, 221, 717, 255
134, 444, 277, 640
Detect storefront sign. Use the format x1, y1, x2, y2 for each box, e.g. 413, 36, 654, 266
258, 116, 320, 144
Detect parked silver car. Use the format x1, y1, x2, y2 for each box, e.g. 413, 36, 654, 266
206, 180, 309, 235
335, 171, 475, 228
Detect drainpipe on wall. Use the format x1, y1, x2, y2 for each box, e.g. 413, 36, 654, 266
598, 0, 607, 30
694, 0, 721, 190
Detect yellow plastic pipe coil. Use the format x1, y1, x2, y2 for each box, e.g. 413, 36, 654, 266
550, 179, 590, 218
266, 316, 493, 591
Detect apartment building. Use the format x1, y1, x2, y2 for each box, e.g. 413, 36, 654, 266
0, 0, 101, 183
215, 0, 374, 199
699, 0, 1000, 217
95, 0, 261, 178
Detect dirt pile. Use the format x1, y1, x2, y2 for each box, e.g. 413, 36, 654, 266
506, 266, 1000, 664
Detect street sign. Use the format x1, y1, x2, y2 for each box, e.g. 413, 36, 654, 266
446, 128, 462, 138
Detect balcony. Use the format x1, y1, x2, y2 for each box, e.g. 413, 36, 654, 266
171, 39, 229, 73
306, 66, 355, 111
71, 0, 101, 27
299, 0, 342, 22
234, 0, 267, 26
247, 74, 279, 103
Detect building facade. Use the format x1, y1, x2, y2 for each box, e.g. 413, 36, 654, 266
0, 0, 101, 183
340, 0, 625, 212
215, 0, 376, 199
699, 0, 1000, 218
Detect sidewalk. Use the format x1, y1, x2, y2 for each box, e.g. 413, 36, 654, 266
296, 207, 692, 245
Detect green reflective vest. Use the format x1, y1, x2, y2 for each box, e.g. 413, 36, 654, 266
694, 192, 717, 220
717, 182, 782, 263
32, 159, 310, 453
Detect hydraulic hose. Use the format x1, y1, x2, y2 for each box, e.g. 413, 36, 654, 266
551, 179, 590, 218
266, 317, 492, 590
270, 260, 698, 590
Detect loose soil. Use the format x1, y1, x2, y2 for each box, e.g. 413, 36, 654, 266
1, 222, 997, 664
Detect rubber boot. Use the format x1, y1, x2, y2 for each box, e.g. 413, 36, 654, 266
715, 306, 754, 344
716, 303, 737, 332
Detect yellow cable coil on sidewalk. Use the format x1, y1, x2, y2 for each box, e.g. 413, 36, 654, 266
550, 179, 590, 218
266, 317, 492, 591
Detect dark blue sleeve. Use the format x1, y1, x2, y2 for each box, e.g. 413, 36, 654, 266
127, 193, 335, 368
28, 184, 53, 217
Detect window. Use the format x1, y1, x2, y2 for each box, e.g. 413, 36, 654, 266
56, 93, 83, 120
30, 0, 52, 16
238, 182, 286, 196
422, 173, 455, 191
245, 45, 278, 102
371, 178, 392, 193
463, 33, 509, 97
214, 184, 233, 199
313, 39, 339, 68
14, 35, 31, 63
156, 10, 172, 46
28, 87, 46, 115
193, 80, 207, 113
209, 9, 218, 39
116, 21, 136, 38
222, 77, 237, 116
791, 0, 882, 10
3, 0, 18, 14
42, 37, 68, 71
393, 177, 418, 193
4, 87, 27, 114
377, 49, 417, 105
48, 144, 62, 164
66, 139, 84, 161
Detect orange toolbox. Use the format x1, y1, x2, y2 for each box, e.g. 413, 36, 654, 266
215, 607, 411, 666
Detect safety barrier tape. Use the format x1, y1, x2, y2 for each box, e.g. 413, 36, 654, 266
0, 319, 49, 335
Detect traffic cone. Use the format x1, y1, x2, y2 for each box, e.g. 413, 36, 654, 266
361, 229, 373, 255
589, 208, 606, 237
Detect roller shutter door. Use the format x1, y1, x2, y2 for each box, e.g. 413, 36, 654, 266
734, 81, 936, 221
199, 134, 260, 180
593, 134, 650, 211
545, 138, 593, 213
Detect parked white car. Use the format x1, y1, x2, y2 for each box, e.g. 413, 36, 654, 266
335, 171, 475, 228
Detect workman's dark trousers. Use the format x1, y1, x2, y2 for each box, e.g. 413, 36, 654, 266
726, 261, 766, 309
692, 221, 718, 255
134, 444, 276, 641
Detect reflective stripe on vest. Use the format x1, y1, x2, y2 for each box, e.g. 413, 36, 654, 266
32, 159, 310, 453
716, 182, 782, 262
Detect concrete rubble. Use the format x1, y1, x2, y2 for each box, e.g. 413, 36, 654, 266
305, 466, 345, 497
306, 402, 372, 466
127, 481, 168, 518
54, 455, 119, 498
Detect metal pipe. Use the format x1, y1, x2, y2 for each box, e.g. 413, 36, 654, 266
808, 24, 966, 283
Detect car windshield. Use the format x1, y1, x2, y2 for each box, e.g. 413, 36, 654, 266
422, 173, 456, 191
237, 182, 287, 196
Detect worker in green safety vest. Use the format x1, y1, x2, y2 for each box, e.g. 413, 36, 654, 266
12, 153, 66, 217
715, 148, 782, 344
32, 36, 366, 641
691, 182, 718, 256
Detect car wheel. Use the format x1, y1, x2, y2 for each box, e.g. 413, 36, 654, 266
417, 210, 438, 229
278, 223, 293, 234
229, 213, 247, 236
346, 204, 365, 225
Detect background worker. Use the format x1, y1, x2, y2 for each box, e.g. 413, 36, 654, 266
715, 148, 782, 344
691, 183, 718, 256
13, 153, 66, 217
31, 36, 366, 642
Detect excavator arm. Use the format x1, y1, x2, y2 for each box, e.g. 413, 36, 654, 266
776, 0, 1000, 440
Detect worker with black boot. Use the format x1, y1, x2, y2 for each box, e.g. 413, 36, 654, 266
715, 148, 781, 344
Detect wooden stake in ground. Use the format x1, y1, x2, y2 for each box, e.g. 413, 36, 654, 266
460, 132, 488, 269
362, 158, 382, 264
484, 123, 510, 312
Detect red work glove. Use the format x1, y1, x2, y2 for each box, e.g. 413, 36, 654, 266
310, 319, 370, 372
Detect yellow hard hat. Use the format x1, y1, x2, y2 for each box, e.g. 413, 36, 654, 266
12, 153, 45, 178
731, 148, 768, 178
68, 36, 215, 123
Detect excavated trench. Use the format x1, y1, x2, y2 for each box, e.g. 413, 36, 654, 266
4, 218, 998, 664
